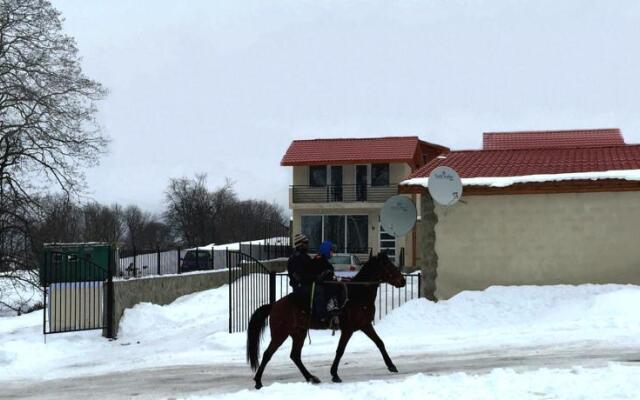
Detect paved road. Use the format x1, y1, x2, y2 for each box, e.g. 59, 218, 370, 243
3, 344, 640, 400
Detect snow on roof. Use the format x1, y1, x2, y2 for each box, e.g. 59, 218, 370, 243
403, 144, 640, 188
186, 236, 290, 252
402, 169, 640, 188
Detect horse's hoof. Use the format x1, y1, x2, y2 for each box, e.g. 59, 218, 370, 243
307, 375, 321, 384
332, 375, 342, 383
255, 382, 263, 390
388, 365, 398, 373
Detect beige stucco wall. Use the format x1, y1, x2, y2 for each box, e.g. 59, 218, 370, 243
429, 191, 640, 299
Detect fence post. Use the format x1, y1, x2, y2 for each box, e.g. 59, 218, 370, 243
269, 271, 276, 304
104, 246, 115, 339
227, 247, 231, 333
417, 273, 422, 298
132, 246, 137, 278
157, 247, 161, 275
177, 247, 181, 274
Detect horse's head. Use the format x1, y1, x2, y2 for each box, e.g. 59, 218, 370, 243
362, 252, 406, 288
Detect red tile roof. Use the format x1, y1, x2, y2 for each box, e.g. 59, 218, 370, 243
483, 128, 624, 150
281, 136, 448, 167
406, 145, 640, 181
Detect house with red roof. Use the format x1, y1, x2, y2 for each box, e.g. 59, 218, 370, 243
281, 136, 448, 264
400, 128, 640, 299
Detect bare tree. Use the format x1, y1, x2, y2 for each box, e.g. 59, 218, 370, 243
164, 174, 217, 246
0, 0, 107, 302
164, 175, 287, 246
82, 202, 124, 244
123, 205, 148, 249
122, 205, 172, 250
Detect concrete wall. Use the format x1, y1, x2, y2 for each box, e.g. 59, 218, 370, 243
418, 191, 640, 300
109, 259, 287, 338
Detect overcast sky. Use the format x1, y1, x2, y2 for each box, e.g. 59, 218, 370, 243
52, 0, 640, 213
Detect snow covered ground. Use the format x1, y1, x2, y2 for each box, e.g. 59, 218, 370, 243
188, 364, 640, 400
1, 283, 640, 398
0, 271, 41, 317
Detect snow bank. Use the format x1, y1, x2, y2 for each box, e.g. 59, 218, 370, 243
401, 169, 640, 188
1, 283, 639, 381
187, 364, 640, 400
374, 284, 640, 351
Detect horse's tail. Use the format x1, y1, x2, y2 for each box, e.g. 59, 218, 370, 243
247, 303, 272, 371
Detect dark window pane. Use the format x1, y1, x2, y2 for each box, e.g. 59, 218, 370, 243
324, 215, 345, 253
301, 215, 323, 252
371, 164, 389, 186
356, 165, 368, 201
330, 166, 343, 201
347, 215, 368, 253
309, 166, 327, 187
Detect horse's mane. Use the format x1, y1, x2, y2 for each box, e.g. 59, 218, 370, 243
352, 252, 387, 282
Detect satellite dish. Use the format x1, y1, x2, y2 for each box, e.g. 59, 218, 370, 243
380, 196, 417, 238
428, 166, 463, 206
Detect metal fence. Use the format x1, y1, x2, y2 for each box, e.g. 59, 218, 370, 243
274, 271, 421, 321
42, 250, 114, 337
117, 240, 291, 279
291, 184, 398, 203
227, 250, 275, 333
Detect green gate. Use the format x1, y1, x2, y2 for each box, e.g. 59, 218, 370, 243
41, 243, 115, 337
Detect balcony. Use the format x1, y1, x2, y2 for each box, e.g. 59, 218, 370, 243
291, 184, 398, 203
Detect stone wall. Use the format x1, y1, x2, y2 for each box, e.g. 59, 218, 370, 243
416, 194, 438, 301
108, 258, 287, 338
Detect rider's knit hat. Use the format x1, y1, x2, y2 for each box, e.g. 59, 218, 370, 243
293, 233, 309, 247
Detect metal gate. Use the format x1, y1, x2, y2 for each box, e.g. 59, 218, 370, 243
41, 248, 114, 337
227, 251, 275, 333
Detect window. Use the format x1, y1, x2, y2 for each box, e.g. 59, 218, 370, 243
379, 225, 396, 262
302, 214, 368, 254
301, 215, 322, 251
371, 164, 389, 186
324, 215, 345, 253
309, 166, 327, 187
347, 215, 368, 253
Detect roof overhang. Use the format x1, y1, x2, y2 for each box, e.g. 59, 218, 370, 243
281, 158, 414, 167
399, 175, 640, 196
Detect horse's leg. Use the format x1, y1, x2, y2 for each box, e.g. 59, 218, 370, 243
360, 323, 398, 372
290, 330, 321, 384
253, 332, 288, 390
330, 329, 354, 383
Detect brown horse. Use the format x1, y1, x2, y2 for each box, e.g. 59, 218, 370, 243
246, 252, 407, 389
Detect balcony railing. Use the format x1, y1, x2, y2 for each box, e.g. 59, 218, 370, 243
291, 184, 398, 203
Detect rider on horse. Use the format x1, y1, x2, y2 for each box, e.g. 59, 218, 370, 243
287, 234, 342, 327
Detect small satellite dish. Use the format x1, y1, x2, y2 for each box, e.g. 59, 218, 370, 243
428, 166, 463, 206
380, 196, 417, 238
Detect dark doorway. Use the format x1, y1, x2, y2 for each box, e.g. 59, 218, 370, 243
330, 166, 343, 201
